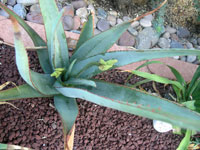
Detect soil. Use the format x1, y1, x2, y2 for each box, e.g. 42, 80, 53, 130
0, 44, 184, 150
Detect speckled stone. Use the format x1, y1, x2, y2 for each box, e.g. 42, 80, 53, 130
97, 19, 110, 31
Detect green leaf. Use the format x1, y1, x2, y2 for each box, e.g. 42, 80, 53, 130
0, 3, 51, 73
128, 79, 152, 88
71, 49, 200, 78
64, 78, 96, 87
70, 21, 132, 61
0, 84, 49, 101
131, 70, 184, 90
39, 0, 69, 69
54, 95, 78, 148
0, 143, 32, 150
75, 14, 94, 50
182, 100, 200, 113
177, 129, 192, 150
55, 80, 200, 131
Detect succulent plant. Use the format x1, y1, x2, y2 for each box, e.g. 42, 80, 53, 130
0, 0, 200, 149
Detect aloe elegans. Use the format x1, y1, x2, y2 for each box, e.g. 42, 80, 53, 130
1, 0, 200, 149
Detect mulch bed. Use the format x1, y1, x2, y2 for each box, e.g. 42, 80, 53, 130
0, 44, 183, 150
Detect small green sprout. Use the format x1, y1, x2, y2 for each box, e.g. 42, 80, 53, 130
98, 59, 118, 71
51, 68, 65, 78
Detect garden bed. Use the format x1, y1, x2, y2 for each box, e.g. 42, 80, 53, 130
0, 44, 184, 149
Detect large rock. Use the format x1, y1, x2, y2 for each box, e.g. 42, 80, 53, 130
13, 3, 26, 19
17, 0, 38, 6
7, 0, 16, 6
158, 38, 170, 48
136, 27, 159, 49
177, 27, 190, 38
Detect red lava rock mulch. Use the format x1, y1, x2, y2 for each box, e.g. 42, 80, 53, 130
0, 45, 183, 149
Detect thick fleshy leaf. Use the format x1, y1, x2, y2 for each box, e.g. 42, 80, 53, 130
177, 129, 192, 150
39, 0, 69, 69
54, 95, 78, 149
64, 78, 96, 87
0, 84, 49, 101
55, 80, 200, 131
0, 143, 31, 150
75, 14, 94, 50
0, 3, 51, 73
70, 21, 132, 61
71, 49, 200, 78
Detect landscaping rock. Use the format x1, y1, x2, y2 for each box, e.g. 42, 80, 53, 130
187, 55, 197, 63
17, 0, 38, 6
170, 34, 179, 41
180, 56, 186, 61
71, 0, 86, 10
170, 40, 184, 48
198, 38, 200, 45
140, 18, 152, 27
63, 5, 74, 17
7, 0, 16, 6
97, 19, 110, 31
177, 27, 190, 38
87, 4, 95, 13
26, 12, 43, 24
186, 42, 193, 49
63, 15, 74, 31
108, 10, 118, 17
123, 16, 131, 22
173, 56, 180, 60
144, 14, 154, 21
128, 27, 138, 36
118, 31, 135, 46
13, 3, 26, 19
136, 27, 159, 49
30, 3, 40, 13
158, 38, 170, 48
163, 32, 170, 39
165, 26, 176, 34
131, 21, 139, 28
117, 18, 123, 25
0, 0, 7, 4
76, 7, 88, 19
73, 16, 81, 30
190, 38, 197, 45
0, 8, 10, 18
107, 14, 116, 26
97, 7, 107, 19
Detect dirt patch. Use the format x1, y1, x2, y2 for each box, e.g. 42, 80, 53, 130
0, 44, 183, 149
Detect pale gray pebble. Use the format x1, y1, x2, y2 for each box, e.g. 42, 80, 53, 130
163, 32, 170, 39
63, 16, 74, 31
187, 55, 197, 63
144, 14, 154, 21
71, 1, 86, 10
173, 56, 180, 60
0, 0, 7, 4
76, 7, 88, 19
180, 56, 186, 61
97, 7, 107, 19
158, 37, 170, 48
118, 31, 135, 46
108, 10, 118, 17
117, 18, 123, 25
13, 3, 27, 19
131, 21, 139, 28
7, 0, 16, 6
186, 42, 193, 49
0, 5, 12, 18
107, 14, 116, 26
190, 38, 197, 45
26, 12, 43, 24
136, 27, 159, 49
30, 3, 40, 13
97, 19, 110, 31
128, 27, 138, 36
87, 4, 95, 14
140, 18, 152, 28
165, 26, 176, 34
170, 40, 184, 48
123, 16, 131, 22
94, 29, 101, 35
17, 0, 38, 6
177, 27, 190, 38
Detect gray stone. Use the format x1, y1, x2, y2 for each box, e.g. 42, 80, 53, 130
17, 0, 38, 6
88, 4, 95, 14
128, 27, 138, 36
136, 27, 159, 49
158, 38, 170, 48
198, 38, 200, 45
118, 31, 135, 46
173, 56, 180, 60
170, 40, 184, 48
63, 16, 74, 31
180, 56, 186, 61
186, 42, 193, 49
94, 29, 101, 35
76, 7, 88, 18
7, 0, 16, 6
109, 10, 118, 17
63, 5, 74, 17
190, 38, 197, 45
163, 32, 170, 39
30, 3, 40, 13
97, 19, 110, 31
177, 27, 190, 38
131, 21, 139, 28
71, 1, 86, 9
0, 6, 12, 18
117, 18, 123, 24
0, 0, 7, 4
170, 34, 179, 41
187, 55, 197, 63
97, 7, 107, 19
107, 14, 116, 26
144, 14, 154, 21
13, 4, 26, 19
26, 12, 43, 24
140, 18, 152, 28
165, 26, 176, 34
123, 16, 131, 22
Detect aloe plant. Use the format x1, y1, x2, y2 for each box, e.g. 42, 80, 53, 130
1, 0, 200, 149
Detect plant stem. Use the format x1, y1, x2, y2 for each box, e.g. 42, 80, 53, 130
177, 129, 192, 150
